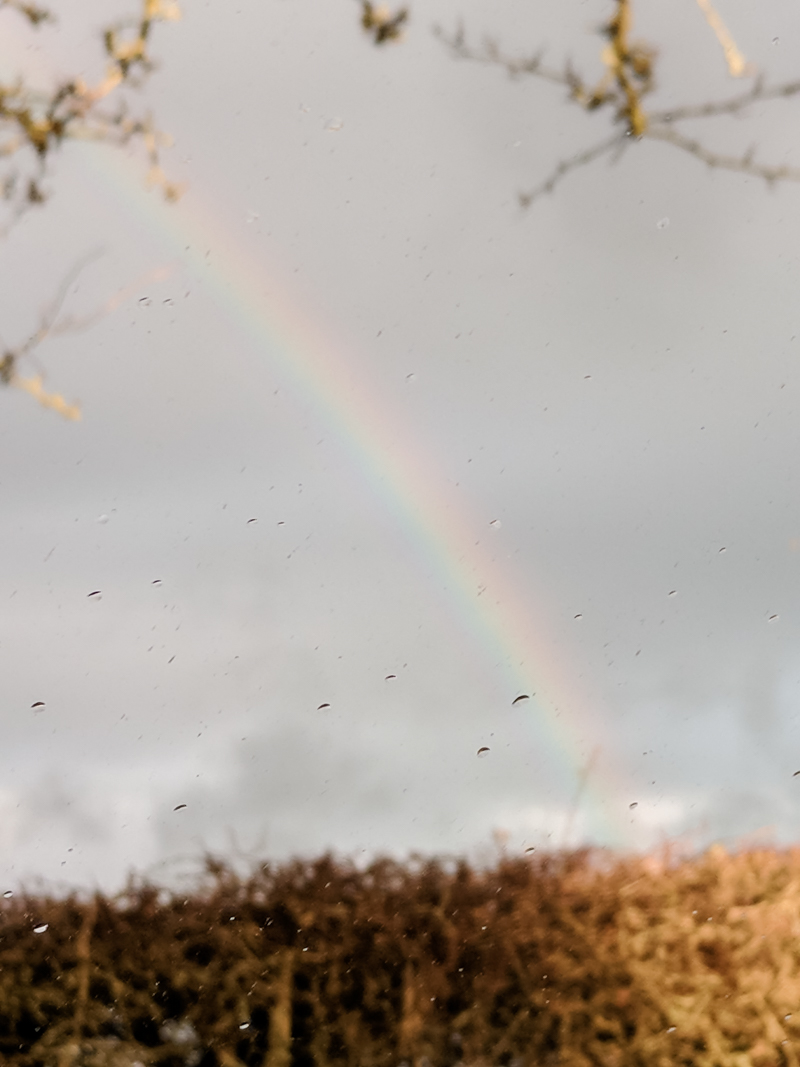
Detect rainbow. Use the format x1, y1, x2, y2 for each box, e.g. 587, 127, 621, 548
0, 1, 635, 846
84, 146, 635, 850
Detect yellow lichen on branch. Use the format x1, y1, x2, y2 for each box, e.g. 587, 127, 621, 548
600, 0, 652, 136
11, 372, 80, 420
696, 0, 753, 78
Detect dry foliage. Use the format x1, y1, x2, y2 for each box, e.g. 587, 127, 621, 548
3, 844, 800, 1066
435, 0, 800, 206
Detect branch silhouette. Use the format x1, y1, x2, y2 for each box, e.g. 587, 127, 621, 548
435, 0, 800, 206
0, 0, 183, 237
1, 0, 182, 418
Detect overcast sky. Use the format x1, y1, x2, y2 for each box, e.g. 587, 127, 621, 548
2, 0, 800, 894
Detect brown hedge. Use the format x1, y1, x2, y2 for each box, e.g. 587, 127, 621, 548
2, 844, 800, 1067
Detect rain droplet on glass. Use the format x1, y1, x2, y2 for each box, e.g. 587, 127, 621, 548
656, 217, 670, 229
247, 518, 258, 524
629, 802, 638, 810
33, 924, 48, 934
31, 701, 45, 709
769, 614, 780, 622
97, 514, 109, 524
88, 591, 102, 600
574, 613, 583, 620
138, 296, 152, 306
512, 694, 530, 705
3, 891, 12, 898
385, 674, 396, 681
668, 590, 677, 597
174, 804, 187, 811
525, 847, 535, 853
489, 519, 501, 528
152, 579, 162, 586
239, 1023, 250, 1030
667, 1027, 676, 1034
318, 703, 331, 710
477, 746, 490, 758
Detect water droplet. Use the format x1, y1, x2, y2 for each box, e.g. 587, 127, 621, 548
772, 36, 779, 44
3, 891, 12, 898
163, 298, 174, 306
786, 1014, 793, 1021
318, 703, 331, 710
489, 519, 501, 528
719, 546, 727, 553
629, 802, 638, 810
96, 514, 109, 524
33, 924, 48, 934
138, 296, 152, 306
87, 590, 102, 600
667, 1027, 676, 1034
405, 373, 416, 383
173, 804, 187, 811
277, 521, 285, 526
327, 117, 344, 132
668, 590, 677, 597
31, 701, 45, 709
525, 846, 536, 853
385, 674, 396, 680
656, 217, 670, 230
512, 694, 530, 705
769, 614, 780, 622
477, 746, 490, 758
584, 374, 592, 380
574, 613, 583, 620
239, 1022, 250, 1030
793, 770, 800, 777
152, 579, 162, 586
247, 517, 258, 524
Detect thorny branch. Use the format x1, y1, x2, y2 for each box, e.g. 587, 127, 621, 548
435, 0, 800, 206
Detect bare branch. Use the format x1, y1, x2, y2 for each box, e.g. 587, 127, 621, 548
645, 124, 800, 185
0, 0, 184, 234
433, 24, 571, 91
519, 132, 629, 207
649, 78, 800, 123
438, 0, 800, 207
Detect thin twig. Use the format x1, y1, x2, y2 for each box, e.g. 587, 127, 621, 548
645, 124, 800, 184
519, 132, 628, 206
436, 1, 800, 208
